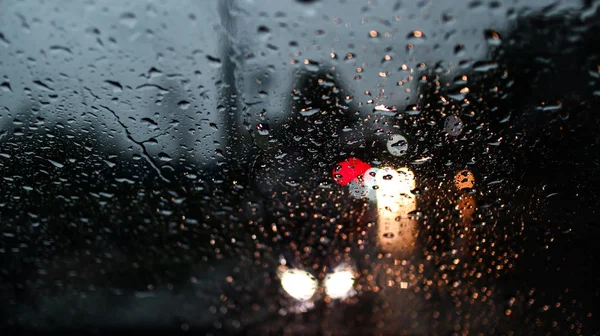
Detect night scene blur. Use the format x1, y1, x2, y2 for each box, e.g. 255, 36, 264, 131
1, 0, 599, 335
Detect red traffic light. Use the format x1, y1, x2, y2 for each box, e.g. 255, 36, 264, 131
332, 157, 371, 186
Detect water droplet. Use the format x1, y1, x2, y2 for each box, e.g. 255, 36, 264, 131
105, 80, 123, 93
148, 67, 163, 78
285, 180, 299, 187
363, 167, 379, 188
299, 107, 320, 117
447, 86, 470, 101
158, 152, 173, 162
256, 123, 270, 136
0, 81, 11, 92
344, 53, 356, 62
104, 159, 116, 168
318, 180, 332, 189
47, 159, 64, 168
442, 12, 455, 23
49, 45, 73, 55
178, 100, 191, 110
535, 102, 562, 112
206, 55, 222, 68
141, 118, 159, 131
484, 29, 502, 46
33, 80, 54, 92
0, 32, 10, 47
303, 59, 320, 72
136, 83, 169, 93
444, 115, 463, 136
374, 104, 397, 116
468, 0, 483, 9
455, 170, 475, 190
405, 105, 421, 115
454, 44, 465, 55
407, 30, 426, 44
387, 134, 408, 156
472, 61, 498, 72
348, 180, 369, 199
257, 25, 270, 34
411, 188, 422, 196
119, 12, 138, 28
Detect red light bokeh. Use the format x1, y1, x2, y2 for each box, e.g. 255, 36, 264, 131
332, 157, 372, 186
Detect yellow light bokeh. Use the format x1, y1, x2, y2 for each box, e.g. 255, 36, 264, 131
455, 170, 475, 190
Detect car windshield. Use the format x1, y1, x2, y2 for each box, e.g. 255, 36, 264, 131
1, 0, 599, 334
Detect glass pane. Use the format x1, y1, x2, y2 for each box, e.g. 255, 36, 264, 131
1, 0, 599, 334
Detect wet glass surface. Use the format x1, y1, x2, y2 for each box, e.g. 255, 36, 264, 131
1, 0, 599, 334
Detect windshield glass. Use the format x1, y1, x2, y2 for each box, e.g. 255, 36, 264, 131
1, 0, 599, 334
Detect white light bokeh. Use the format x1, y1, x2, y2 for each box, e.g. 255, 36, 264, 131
324, 269, 356, 299
386, 134, 408, 157
376, 167, 418, 254
280, 269, 318, 301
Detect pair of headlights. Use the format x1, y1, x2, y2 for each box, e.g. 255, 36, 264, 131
279, 267, 356, 302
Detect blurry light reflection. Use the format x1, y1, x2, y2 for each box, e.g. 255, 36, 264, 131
376, 167, 418, 254
455, 170, 476, 227
324, 266, 356, 299
453, 170, 477, 260
279, 268, 318, 301
455, 169, 475, 190
457, 193, 476, 223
